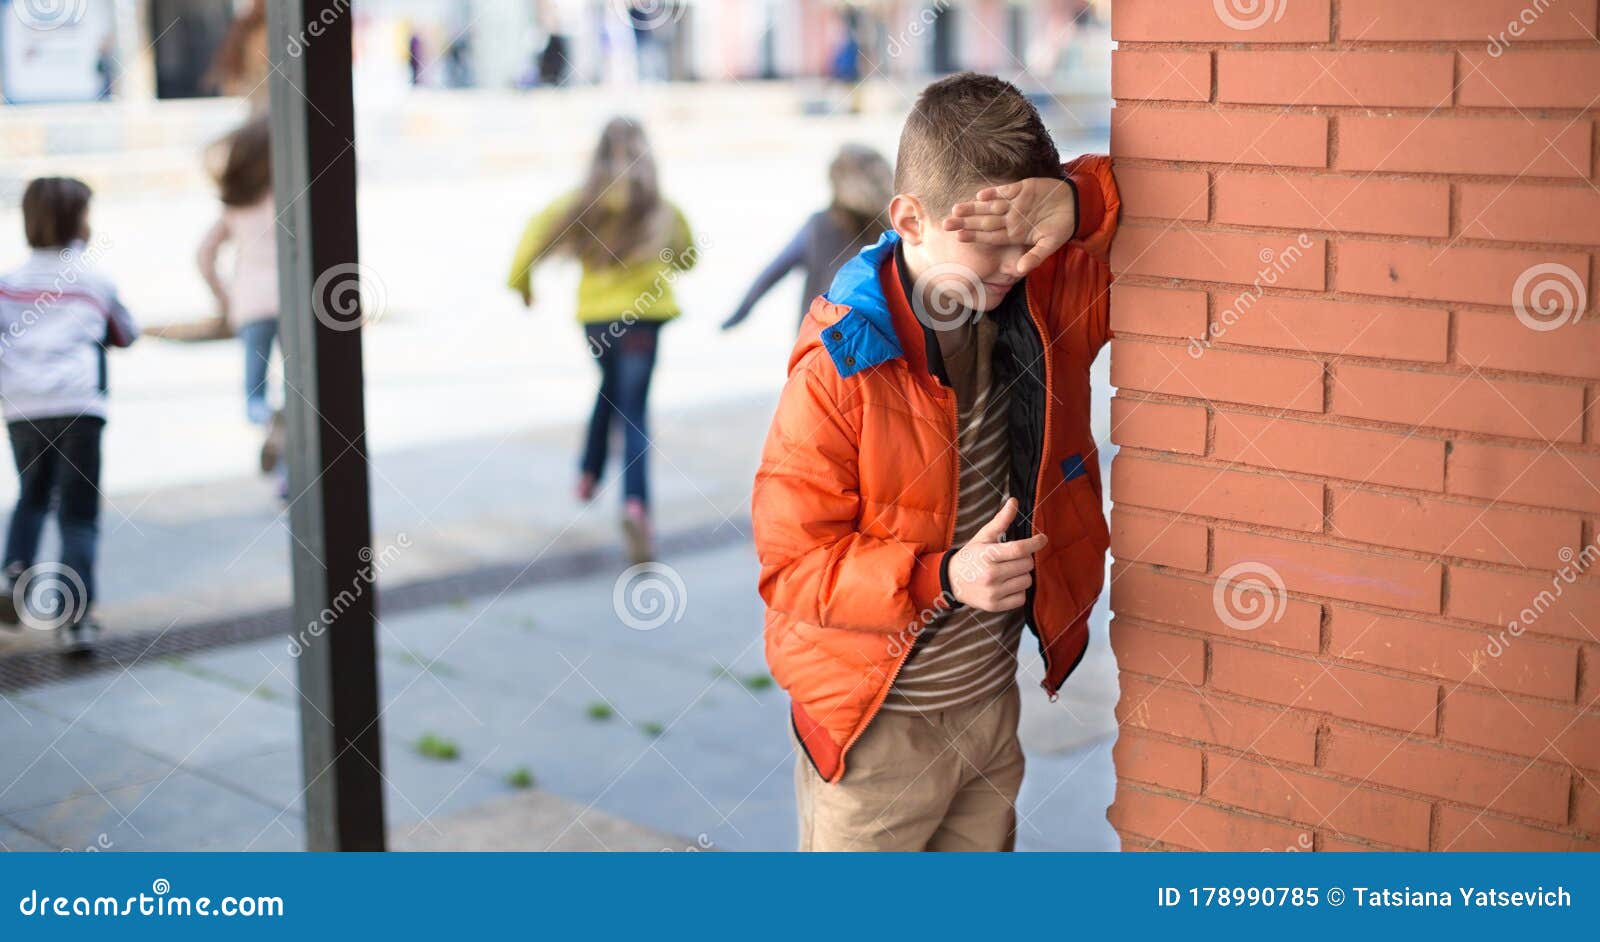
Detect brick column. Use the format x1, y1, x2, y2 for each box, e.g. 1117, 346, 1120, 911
1104, 0, 1600, 851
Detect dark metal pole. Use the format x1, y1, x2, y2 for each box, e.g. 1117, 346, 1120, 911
267, 0, 387, 852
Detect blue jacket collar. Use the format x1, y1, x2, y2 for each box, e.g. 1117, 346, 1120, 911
818, 230, 903, 379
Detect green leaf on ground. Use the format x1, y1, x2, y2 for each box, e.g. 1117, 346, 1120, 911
415, 733, 460, 761
585, 702, 614, 721
640, 721, 665, 738
740, 673, 775, 692
388, 649, 459, 678
506, 767, 536, 790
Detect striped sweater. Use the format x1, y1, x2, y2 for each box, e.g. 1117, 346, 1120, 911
882, 306, 1024, 713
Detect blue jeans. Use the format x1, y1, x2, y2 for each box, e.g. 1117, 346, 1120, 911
240, 319, 278, 425
4, 416, 103, 612
581, 319, 661, 507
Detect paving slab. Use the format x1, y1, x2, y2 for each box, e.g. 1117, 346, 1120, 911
0, 820, 56, 852
6, 767, 301, 853
0, 698, 175, 815
17, 663, 297, 769
392, 789, 691, 853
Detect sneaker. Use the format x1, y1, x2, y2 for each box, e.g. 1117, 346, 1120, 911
259, 409, 287, 474
621, 499, 654, 565
0, 563, 22, 628
246, 397, 273, 427
57, 617, 101, 655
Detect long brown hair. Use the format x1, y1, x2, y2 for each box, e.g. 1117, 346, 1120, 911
209, 115, 272, 207
542, 117, 672, 269
205, 0, 268, 98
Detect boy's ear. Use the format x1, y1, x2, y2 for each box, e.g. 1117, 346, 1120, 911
888, 193, 927, 246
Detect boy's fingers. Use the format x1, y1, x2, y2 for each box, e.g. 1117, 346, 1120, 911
985, 532, 1047, 562
988, 557, 1034, 581
950, 198, 1009, 218
955, 229, 1020, 246
1016, 237, 1064, 276
942, 214, 1006, 233
990, 591, 1028, 612
997, 573, 1033, 596
972, 497, 1018, 543
974, 182, 1021, 202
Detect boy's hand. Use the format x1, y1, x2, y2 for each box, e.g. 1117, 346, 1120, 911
946, 498, 1047, 613
943, 178, 1077, 277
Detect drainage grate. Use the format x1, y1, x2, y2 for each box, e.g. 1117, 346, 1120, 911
0, 519, 750, 693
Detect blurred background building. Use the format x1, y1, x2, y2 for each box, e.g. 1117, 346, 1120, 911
1, 0, 1109, 102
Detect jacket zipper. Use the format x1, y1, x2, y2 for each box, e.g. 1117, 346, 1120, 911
833, 384, 961, 781
1023, 286, 1059, 700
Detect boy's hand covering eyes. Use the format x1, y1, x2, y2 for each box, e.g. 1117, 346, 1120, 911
942, 178, 1077, 277
946, 498, 1048, 613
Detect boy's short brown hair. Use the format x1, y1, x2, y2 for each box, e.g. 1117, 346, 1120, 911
895, 72, 1062, 216
22, 177, 92, 249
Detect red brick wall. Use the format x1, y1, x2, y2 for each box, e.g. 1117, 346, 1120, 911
1104, 0, 1600, 851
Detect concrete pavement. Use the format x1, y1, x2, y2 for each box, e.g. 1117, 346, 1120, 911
0, 534, 1118, 853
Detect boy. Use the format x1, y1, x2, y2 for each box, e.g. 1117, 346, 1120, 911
752, 73, 1119, 851
0, 177, 139, 650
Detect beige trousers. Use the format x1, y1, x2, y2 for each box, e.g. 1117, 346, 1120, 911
794, 682, 1025, 851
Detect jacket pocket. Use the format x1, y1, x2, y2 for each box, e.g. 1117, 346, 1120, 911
1058, 453, 1110, 552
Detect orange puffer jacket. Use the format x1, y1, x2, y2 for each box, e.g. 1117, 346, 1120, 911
753, 155, 1121, 783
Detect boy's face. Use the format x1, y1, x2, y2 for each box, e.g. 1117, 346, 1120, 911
889, 187, 1027, 315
